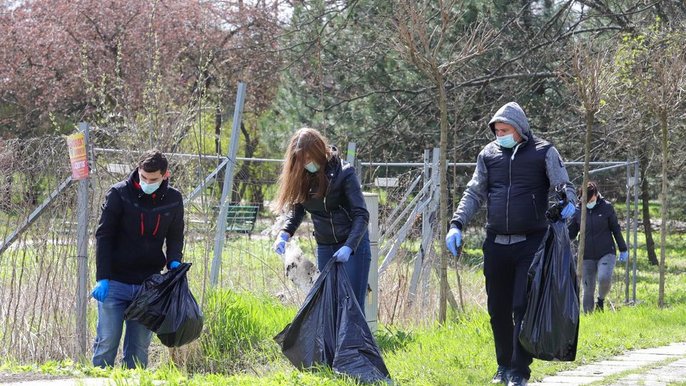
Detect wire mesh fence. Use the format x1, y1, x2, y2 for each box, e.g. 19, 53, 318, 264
0, 133, 311, 363
0, 136, 85, 361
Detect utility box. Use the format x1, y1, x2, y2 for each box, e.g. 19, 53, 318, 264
364, 192, 379, 333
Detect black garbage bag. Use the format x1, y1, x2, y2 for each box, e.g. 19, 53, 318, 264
274, 259, 391, 384
519, 220, 580, 361
124, 262, 203, 347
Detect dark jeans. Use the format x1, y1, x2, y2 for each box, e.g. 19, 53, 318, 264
317, 232, 371, 315
92, 280, 153, 369
483, 231, 545, 380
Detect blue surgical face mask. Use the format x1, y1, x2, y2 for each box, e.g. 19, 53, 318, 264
496, 134, 518, 148
586, 200, 597, 209
305, 162, 320, 173
140, 180, 162, 195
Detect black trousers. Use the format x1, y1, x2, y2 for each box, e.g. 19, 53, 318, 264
483, 230, 545, 380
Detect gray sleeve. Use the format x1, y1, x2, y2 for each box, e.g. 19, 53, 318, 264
450, 151, 488, 229
545, 146, 577, 205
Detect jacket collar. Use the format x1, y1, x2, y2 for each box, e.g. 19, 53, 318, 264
324, 147, 342, 181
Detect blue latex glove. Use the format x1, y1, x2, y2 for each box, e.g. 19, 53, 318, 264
619, 251, 629, 262
91, 279, 110, 302
445, 227, 462, 256
333, 246, 353, 263
560, 201, 576, 219
273, 231, 290, 255
168, 260, 181, 270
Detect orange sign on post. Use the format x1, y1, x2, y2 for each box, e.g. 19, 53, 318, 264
67, 132, 89, 180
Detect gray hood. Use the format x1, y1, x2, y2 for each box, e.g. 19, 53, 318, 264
488, 102, 531, 143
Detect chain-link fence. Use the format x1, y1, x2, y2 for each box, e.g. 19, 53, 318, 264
357, 154, 641, 324
0, 131, 640, 363
0, 132, 314, 363
0, 136, 84, 361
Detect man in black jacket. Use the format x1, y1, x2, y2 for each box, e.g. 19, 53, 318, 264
91, 150, 184, 368
568, 182, 628, 312
445, 102, 576, 386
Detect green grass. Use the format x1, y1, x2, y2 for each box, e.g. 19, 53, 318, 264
3, 220, 686, 385
3, 302, 686, 385
185, 289, 296, 374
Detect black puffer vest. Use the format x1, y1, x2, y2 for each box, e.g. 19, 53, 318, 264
483, 137, 551, 234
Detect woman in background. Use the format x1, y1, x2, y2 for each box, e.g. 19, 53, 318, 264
569, 182, 628, 312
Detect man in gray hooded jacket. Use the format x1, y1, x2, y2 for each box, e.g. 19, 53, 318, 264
445, 102, 576, 386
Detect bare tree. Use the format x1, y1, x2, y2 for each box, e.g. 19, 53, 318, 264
568, 42, 615, 283
392, 0, 494, 322
627, 29, 686, 307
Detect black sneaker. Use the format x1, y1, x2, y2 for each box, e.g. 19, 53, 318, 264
491, 366, 509, 384
507, 374, 528, 386
596, 297, 605, 311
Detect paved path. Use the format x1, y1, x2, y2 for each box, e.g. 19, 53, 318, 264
531, 342, 686, 386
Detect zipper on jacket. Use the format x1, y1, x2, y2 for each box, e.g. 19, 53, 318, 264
505, 143, 522, 233
152, 214, 161, 236
140, 213, 145, 236
340, 205, 353, 221
589, 207, 595, 259
151, 194, 159, 237
323, 170, 339, 243
532, 194, 538, 220
506, 154, 512, 233
330, 216, 339, 243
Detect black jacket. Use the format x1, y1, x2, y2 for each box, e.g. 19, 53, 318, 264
568, 198, 627, 261
95, 169, 184, 284
282, 153, 369, 250
450, 102, 576, 235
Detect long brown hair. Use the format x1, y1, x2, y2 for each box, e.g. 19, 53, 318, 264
273, 128, 331, 212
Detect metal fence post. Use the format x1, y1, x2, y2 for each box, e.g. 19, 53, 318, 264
632, 161, 639, 303
624, 161, 631, 303
347, 142, 363, 183
76, 122, 90, 358
346, 142, 356, 164
364, 192, 379, 333
211, 82, 247, 287
407, 149, 431, 306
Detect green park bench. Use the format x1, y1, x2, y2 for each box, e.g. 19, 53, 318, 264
223, 204, 260, 237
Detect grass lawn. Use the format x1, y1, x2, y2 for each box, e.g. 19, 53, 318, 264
1, 226, 686, 385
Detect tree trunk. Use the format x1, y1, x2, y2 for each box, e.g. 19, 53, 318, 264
233, 121, 258, 204
0, 174, 10, 212
215, 105, 223, 155
215, 104, 224, 192
640, 166, 659, 265
577, 109, 594, 284
658, 111, 668, 308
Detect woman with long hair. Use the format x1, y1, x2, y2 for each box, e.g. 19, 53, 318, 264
272, 128, 370, 312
